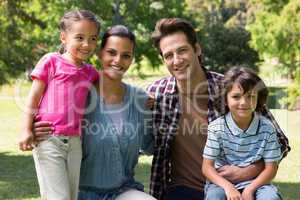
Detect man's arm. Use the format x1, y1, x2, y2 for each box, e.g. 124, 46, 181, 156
261, 105, 290, 158
217, 161, 265, 184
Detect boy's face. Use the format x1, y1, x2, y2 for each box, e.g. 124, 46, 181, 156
227, 83, 258, 125
159, 31, 201, 82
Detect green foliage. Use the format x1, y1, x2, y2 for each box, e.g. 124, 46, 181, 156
0, 0, 187, 84
199, 23, 258, 73
247, 0, 300, 78
186, 0, 259, 73
281, 68, 300, 110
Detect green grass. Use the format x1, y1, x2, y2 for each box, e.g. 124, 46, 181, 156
1, 77, 299, 200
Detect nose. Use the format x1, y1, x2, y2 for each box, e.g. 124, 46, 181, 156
112, 54, 121, 64
173, 53, 183, 66
240, 96, 248, 105
82, 39, 89, 47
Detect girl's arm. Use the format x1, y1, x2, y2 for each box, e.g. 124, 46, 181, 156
19, 79, 46, 151
242, 162, 278, 200
202, 158, 242, 200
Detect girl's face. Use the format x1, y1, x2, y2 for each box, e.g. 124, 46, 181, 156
60, 19, 98, 66
99, 36, 134, 80
227, 83, 258, 126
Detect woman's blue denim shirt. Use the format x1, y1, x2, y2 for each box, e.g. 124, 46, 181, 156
79, 84, 153, 194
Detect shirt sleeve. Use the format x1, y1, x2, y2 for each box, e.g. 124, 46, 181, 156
89, 66, 99, 83
263, 125, 282, 163
261, 105, 290, 159
203, 122, 221, 160
30, 53, 53, 83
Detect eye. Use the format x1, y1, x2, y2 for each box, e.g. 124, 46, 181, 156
231, 95, 241, 100
106, 49, 117, 56
163, 53, 173, 61
75, 36, 84, 40
177, 48, 188, 55
122, 54, 132, 59
91, 36, 97, 41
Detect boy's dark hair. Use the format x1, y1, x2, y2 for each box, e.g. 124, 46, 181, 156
100, 25, 136, 50
223, 67, 269, 113
58, 9, 101, 54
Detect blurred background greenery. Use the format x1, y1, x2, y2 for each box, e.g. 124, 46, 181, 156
0, 0, 299, 199
1, 0, 299, 108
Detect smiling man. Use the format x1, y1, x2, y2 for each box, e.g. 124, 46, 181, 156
147, 18, 290, 200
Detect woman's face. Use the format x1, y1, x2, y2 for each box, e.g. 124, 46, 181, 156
99, 36, 134, 80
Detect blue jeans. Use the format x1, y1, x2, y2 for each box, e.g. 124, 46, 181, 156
205, 183, 282, 200
164, 185, 204, 200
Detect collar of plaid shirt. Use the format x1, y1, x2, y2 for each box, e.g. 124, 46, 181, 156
147, 66, 290, 200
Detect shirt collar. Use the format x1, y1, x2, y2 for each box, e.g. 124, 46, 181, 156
225, 112, 260, 136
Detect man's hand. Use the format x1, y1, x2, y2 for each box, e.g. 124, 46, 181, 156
217, 161, 264, 183
217, 165, 244, 183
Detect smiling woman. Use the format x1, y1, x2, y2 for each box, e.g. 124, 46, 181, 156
100, 36, 134, 81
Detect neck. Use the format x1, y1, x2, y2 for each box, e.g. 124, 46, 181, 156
232, 113, 253, 131
177, 65, 207, 95
62, 52, 82, 67
98, 72, 125, 104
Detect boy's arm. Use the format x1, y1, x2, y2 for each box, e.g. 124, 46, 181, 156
19, 79, 46, 151
242, 163, 278, 199
202, 158, 242, 199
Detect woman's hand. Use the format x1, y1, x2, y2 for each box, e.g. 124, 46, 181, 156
33, 121, 53, 142
146, 93, 155, 109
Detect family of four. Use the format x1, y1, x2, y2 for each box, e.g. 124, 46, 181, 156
19, 9, 290, 200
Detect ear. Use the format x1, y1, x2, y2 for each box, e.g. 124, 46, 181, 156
195, 43, 202, 56
60, 32, 66, 44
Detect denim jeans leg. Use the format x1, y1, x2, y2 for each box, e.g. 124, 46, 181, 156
204, 184, 226, 200
255, 184, 282, 200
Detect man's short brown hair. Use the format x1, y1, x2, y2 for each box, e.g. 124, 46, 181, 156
151, 18, 198, 53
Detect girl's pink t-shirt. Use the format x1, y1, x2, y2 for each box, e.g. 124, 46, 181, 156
31, 52, 99, 136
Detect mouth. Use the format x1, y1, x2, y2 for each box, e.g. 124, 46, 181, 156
174, 65, 188, 72
79, 50, 90, 55
111, 65, 124, 72
237, 108, 251, 112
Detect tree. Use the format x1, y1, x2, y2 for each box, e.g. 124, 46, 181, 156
0, 0, 187, 85
247, 0, 300, 79
185, 0, 259, 73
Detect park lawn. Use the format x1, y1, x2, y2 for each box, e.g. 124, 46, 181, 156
0, 78, 299, 200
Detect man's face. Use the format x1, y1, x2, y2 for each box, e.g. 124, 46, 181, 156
159, 32, 201, 82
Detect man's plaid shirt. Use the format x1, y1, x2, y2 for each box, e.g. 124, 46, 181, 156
147, 68, 291, 200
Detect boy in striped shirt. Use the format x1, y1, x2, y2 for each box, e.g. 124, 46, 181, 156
202, 67, 282, 200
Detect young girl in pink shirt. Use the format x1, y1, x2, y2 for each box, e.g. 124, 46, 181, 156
18, 9, 100, 200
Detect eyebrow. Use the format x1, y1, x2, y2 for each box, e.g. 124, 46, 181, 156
106, 48, 132, 54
